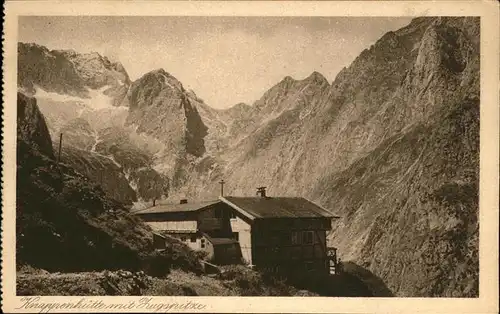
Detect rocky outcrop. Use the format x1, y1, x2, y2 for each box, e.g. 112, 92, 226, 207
125, 69, 208, 190
18, 43, 130, 105
59, 146, 138, 205
314, 97, 479, 297
17, 92, 55, 158
18, 43, 87, 96
93, 126, 170, 202
59, 49, 131, 106
126, 69, 208, 157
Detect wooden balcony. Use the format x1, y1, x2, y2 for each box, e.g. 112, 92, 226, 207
327, 247, 337, 259
327, 247, 341, 275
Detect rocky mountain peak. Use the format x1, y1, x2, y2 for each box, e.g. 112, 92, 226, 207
219, 102, 253, 121
276, 75, 296, 88
20, 42, 50, 53
232, 102, 251, 110
18, 42, 131, 106
304, 71, 329, 86
141, 68, 184, 91
18, 42, 88, 96
125, 66, 208, 169
61, 50, 130, 89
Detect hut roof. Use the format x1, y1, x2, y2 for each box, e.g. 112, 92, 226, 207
132, 199, 219, 215
220, 196, 339, 220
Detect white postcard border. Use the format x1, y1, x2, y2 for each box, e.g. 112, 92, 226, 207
2, 1, 499, 313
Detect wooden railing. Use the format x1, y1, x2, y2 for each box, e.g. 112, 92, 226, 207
327, 247, 341, 274
327, 247, 337, 259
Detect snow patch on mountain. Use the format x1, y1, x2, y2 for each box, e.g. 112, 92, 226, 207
86, 85, 115, 110
34, 85, 115, 111
34, 86, 88, 104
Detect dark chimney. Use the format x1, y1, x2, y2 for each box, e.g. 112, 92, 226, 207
153, 199, 156, 206
180, 199, 188, 204
256, 187, 267, 198
219, 179, 225, 197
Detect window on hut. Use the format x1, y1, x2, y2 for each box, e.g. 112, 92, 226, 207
232, 232, 239, 241
305, 261, 314, 272
190, 235, 197, 243
302, 231, 314, 245
291, 231, 300, 245
279, 231, 290, 245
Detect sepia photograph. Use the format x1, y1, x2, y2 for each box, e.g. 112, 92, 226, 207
2, 1, 499, 313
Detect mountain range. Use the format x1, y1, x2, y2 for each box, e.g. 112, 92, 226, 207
17, 16, 479, 297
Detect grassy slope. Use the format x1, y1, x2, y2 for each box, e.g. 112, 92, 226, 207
17, 266, 302, 296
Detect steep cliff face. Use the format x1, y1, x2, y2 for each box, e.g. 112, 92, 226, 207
17, 92, 55, 158
216, 17, 478, 196
126, 69, 207, 157
125, 69, 208, 190
314, 97, 479, 297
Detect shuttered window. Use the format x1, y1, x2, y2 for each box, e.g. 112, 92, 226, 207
302, 231, 314, 244
229, 210, 236, 219
291, 231, 300, 245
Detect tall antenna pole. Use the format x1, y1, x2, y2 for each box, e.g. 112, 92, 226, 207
57, 133, 63, 164
219, 179, 225, 197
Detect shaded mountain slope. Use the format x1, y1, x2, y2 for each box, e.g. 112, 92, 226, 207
314, 96, 479, 297
59, 146, 138, 205
17, 92, 54, 158
16, 93, 201, 274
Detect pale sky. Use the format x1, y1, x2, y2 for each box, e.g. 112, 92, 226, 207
19, 16, 413, 109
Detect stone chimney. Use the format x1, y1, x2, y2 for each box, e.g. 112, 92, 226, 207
256, 187, 267, 198
180, 199, 188, 204
219, 179, 225, 197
